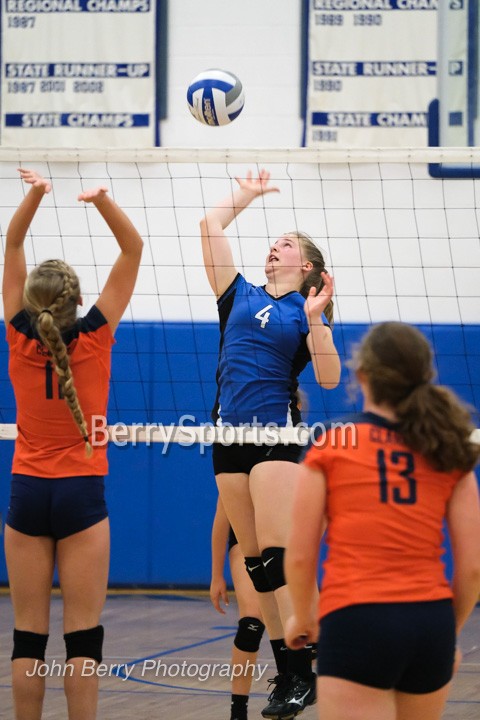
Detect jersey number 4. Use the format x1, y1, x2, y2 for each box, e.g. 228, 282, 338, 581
377, 449, 417, 505
255, 304, 273, 328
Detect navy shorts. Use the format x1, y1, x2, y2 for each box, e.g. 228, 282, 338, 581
213, 442, 303, 475
7, 474, 108, 540
316, 600, 456, 694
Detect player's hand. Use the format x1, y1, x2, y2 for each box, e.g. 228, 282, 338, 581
304, 272, 334, 324
285, 614, 318, 650
209, 577, 229, 614
235, 169, 279, 198
17, 168, 51, 194
78, 186, 109, 203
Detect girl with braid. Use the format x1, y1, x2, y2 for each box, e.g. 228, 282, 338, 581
2, 168, 143, 720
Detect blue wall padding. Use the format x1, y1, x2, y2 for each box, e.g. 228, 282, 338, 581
0, 322, 478, 586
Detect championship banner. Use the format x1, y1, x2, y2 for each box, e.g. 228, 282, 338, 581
304, 0, 438, 147
1, 0, 159, 147
437, 0, 469, 147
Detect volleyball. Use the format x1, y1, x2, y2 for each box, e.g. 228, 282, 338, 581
186, 69, 245, 127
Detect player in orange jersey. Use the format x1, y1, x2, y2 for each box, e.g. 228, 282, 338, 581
2, 168, 143, 720
284, 321, 480, 720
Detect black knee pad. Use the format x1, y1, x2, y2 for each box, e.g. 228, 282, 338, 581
64, 625, 104, 663
234, 616, 266, 653
261, 547, 286, 591
245, 557, 272, 593
12, 629, 49, 661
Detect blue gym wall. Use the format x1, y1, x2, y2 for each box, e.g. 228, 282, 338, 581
0, 321, 479, 587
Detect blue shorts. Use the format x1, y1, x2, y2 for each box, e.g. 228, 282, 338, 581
7, 474, 108, 540
316, 600, 456, 694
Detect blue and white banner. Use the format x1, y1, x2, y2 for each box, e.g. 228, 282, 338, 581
437, 0, 469, 146
304, 0, 438, 147
1, 0, 158, 146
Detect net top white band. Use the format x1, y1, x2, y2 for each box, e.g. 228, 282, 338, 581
2, 146, 480, 164
0, 424, 479, 445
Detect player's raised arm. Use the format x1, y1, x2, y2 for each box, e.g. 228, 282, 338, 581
305, 274, 341, 389
78, 187, 143, 333
200, 169, 279, 298
3, 169, 51, 325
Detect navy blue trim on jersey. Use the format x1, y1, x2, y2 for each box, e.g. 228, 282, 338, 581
212, 274, 317, 427
10, 305, 108, 345
310, 411, 401, 445
213, 274, 240, 423
9, 310, 35, 338
262, 286, 297, 301
298, 411, 403, 463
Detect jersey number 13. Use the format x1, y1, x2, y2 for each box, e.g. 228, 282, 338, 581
377, 449, 417, 505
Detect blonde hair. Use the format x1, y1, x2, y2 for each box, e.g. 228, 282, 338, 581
291, 232, 334, 327
23, 259, 92, 457
351, 322, 480, 473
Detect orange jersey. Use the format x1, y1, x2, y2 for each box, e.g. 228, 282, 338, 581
7, 305, 114, 478
303, 412, 463, 619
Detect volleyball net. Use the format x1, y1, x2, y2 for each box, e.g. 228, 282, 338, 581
0, 146, 479, 446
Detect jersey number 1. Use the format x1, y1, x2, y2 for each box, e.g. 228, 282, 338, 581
45, 361, 63, 400
377, 449, 417, 505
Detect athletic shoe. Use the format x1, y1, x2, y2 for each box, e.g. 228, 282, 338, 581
280, 673, 316, 717
261, 674, 292, 719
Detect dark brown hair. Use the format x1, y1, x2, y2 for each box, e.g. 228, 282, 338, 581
24, 259, 92, 456
352, 321, 479, 472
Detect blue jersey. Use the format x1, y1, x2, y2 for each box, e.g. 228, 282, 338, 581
213, 274, 321, 427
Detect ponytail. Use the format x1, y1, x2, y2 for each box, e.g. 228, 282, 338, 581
353, 322, 480, 473
294, 232, 334, 327
395, 384, 479, 472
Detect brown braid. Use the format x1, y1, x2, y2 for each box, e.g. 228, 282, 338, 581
293, 232, 334, 327
24, 260, 92, 457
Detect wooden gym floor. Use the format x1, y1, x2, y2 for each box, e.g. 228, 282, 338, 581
0, 591, 478, 719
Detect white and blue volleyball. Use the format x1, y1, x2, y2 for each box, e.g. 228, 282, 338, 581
187, 69, 245, 126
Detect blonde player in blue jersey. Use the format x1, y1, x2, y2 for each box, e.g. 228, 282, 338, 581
200, 169, 341, 719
